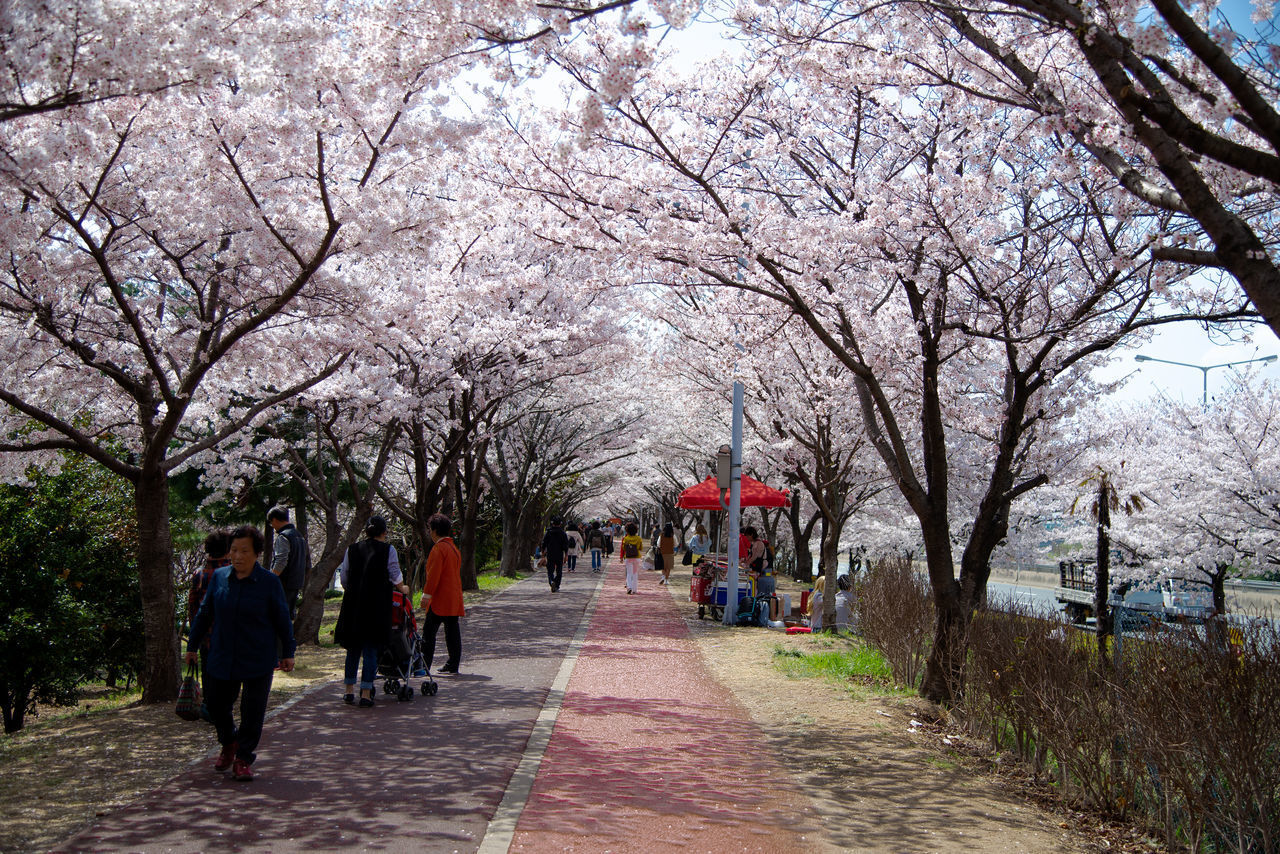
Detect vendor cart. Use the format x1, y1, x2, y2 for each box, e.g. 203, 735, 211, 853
677, 475, 790, 622
689, 558, 745, 620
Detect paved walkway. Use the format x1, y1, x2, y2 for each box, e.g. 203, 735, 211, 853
56, 560, 818, 853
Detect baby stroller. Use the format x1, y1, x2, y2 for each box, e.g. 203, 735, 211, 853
379, 590, 438, 700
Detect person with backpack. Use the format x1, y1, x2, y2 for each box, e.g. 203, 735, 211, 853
266, 506, 310, 623
619, 521, 644, 594
587, 522, 606, 573
566, 523, 584, 574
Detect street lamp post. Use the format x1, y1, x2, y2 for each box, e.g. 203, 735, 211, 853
1133, 354, 1277, 406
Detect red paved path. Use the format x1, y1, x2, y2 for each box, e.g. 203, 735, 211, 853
509, 561, 820, 852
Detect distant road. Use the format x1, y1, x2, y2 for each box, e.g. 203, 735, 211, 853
987, 568, 1280, 616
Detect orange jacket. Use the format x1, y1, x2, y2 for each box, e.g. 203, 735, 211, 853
423, 537, 465, 617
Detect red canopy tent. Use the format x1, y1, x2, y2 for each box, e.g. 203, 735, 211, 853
676, 475, 791, 510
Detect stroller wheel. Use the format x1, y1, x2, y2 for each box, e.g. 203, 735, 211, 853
385, 680, 399, 695
398, 686, 413, 702
423, 681, 438, 696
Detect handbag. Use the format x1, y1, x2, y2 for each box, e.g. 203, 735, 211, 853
682, 548, 693, 566
175, 662, 202, 721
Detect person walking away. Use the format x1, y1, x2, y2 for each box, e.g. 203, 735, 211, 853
541, 518, 570, 592
658, 522, 675, 586
266, 506, 310, 622
689, 524, 711, 559
334, 516, 409, 707
587, 522, 605, 573
188, 530, 231, 722
566, 524, 584, 574
186, 525, 295, 782
421, 513, 464, 675
620, 522, 644, 594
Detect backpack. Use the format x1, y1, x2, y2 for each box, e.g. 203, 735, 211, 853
623, 540, 639, 559
753, 595, 772, 626
762, 541, 775, 572
589, 530, 603, 549
736, 596, 756, 624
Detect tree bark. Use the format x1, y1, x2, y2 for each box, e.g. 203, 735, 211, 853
1095, 478, 1113, 668
135, 471, 180, 703
920, 576, 966, 705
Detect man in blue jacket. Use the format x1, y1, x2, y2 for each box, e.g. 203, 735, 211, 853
187, 524, 296, 782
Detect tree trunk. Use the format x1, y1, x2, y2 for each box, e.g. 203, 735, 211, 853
2, 675, 31, 732
293, 500, 341, 646
499, 507, 529, 577
1211, 565, 1227, 615
918, 519, 963, 705
135, 471, 180, 703
1095, 478, 1112, 668
920, 578, 967, 705
787, 494, 813, 582
457, 450, 485, 592
819, 522, 841, 631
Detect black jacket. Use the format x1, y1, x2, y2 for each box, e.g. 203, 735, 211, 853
541, 526, 570, 561
334, 539, 392, 650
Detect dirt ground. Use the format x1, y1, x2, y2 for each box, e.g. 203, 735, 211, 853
662, 564, 1158, 854
1, 573, 1157, 854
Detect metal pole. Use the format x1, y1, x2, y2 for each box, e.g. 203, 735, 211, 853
724, 381, 744, 626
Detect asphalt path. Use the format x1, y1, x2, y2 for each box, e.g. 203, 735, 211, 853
56, 566, 603, 853
55, 561, 816, 853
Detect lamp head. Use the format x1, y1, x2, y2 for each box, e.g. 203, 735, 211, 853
1134, 355, 1150, 362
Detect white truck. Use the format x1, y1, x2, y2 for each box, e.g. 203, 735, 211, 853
1055, 559, 1215, 624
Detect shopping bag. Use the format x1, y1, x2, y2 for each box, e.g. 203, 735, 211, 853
175, 662, 202, 721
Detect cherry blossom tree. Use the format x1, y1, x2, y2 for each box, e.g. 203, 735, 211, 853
492, 44, 1253, 699
736, 0, 1280, 337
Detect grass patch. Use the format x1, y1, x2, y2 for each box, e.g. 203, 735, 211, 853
771, 637, 909, 696
475, 570, 529, 595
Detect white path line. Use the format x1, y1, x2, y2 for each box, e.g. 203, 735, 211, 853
477, 572, 605, 854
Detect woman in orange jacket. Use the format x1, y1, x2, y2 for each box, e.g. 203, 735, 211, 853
421, 513, 465, 675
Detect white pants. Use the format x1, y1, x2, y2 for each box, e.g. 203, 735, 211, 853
623, 558, 640, 592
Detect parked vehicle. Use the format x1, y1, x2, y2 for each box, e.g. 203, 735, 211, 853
1056, 559, 1215, 624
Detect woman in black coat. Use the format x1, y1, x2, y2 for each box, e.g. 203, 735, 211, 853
335, 516, 409, 707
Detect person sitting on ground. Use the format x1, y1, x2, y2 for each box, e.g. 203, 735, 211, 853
334, 515, 409, 707
805, 567, 826, 629
833, 573, 855, 632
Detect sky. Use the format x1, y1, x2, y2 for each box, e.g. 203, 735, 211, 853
1098, 321, 1280, 406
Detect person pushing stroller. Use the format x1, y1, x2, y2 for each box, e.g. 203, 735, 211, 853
335, 515, 409, 707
